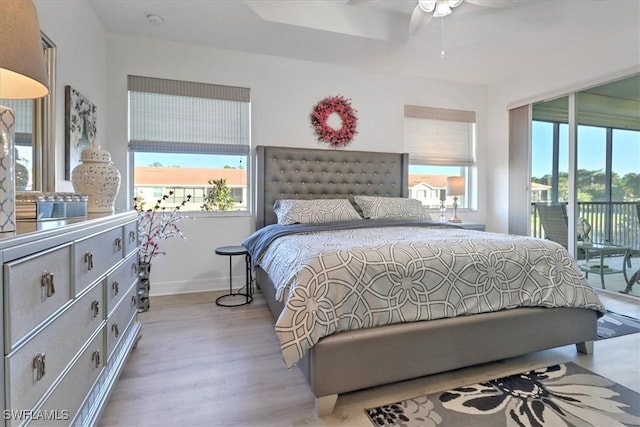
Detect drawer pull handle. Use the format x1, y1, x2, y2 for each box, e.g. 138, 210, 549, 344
129, 230, 136, 243
112, 281, 119, 296
115, 237, 122, 251
112, 323, 119, 338
92, 350, 101, 368
33, 353, 46, 381
41, 272, 55, 297
131, 295, 137, 308
91, 300, 100, 318
84, 252, 94, 271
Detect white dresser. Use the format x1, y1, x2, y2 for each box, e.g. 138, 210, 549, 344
0, 212, 140, 426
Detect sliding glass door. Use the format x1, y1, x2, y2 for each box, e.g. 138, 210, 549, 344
519, 74, 640, 296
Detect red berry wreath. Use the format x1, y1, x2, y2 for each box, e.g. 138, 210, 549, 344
311, 95, 358, 147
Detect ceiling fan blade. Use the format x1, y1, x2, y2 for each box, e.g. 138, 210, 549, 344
409, 3, 433, 34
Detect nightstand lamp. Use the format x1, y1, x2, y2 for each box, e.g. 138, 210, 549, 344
446, 176, 465, 223
0, 0, 50, 232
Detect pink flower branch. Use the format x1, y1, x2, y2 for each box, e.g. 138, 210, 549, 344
134, 191, 193, 264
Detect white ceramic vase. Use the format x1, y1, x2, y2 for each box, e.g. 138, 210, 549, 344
71, 141, 121, 213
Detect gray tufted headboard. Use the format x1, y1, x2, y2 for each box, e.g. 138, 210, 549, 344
255, 145, 409, 229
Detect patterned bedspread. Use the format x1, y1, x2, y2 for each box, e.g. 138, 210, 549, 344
244, 221, 606, 368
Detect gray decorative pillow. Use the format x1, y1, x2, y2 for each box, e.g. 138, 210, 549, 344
353, 196, 432, 221
274, 199, 363, 225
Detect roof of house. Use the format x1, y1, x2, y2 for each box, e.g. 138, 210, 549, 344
135, 167, 247, 186
135, 167, 553, 193
408, 174, 447, 189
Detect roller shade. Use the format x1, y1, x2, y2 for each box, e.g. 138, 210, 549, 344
404, 105, 476, 166
128, 75, 250, 155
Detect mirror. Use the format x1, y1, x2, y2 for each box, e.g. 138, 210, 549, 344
0, 32, 55, 192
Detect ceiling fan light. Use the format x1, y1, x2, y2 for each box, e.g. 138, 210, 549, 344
418, 0, 436, 13
448, 0, 464, 8
433, 0, 452, 17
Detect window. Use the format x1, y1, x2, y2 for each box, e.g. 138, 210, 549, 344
533, 121, 639, 204
128, 76, 250, 213
531, 120, 569, 202
404, 105, 476, 208
532, 119, 639, 244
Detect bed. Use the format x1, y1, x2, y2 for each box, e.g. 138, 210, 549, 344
245, 145, 606, 415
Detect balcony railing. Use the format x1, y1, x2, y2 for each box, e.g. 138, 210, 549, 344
531, 202, 640, 249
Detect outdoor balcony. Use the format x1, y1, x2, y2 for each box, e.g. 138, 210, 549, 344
531, 201, 640, 297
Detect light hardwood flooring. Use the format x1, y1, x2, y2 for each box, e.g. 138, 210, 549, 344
98, 288, 640, 427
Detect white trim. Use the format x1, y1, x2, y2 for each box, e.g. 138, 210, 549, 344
567, 93, 577, 258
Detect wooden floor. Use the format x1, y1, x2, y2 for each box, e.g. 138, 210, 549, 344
97, 289, 640, 427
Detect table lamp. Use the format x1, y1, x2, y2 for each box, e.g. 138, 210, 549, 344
0, 0, 49, 232
446, 176, 465, 223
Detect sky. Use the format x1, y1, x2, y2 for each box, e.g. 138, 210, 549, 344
531, 122, 639, 178
135, 153, 244, 169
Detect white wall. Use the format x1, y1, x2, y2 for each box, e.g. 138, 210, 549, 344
34, 1, 108, 192
105, 33, 488, 295
486, 65, 640, 234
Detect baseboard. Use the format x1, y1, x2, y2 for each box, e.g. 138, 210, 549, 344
149, 275, 248, 296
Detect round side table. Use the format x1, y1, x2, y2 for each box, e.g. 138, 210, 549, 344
215, 245, 253, 307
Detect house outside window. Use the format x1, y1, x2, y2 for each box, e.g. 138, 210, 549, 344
404, 105, 476, 209
128, 75, 250, 213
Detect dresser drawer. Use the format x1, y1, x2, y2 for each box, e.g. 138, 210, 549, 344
30, 329, 105, 427
4, 244, 73, 350
107, 283, 137, 361
106, 253, 138, 317
75, 227, 124, 296
123, 220, 138, 258
5, 282, 104, 415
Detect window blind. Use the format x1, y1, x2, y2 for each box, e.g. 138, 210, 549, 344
0, 99, 33, 134
128, 75, 250, 155
404, 105, 476, 166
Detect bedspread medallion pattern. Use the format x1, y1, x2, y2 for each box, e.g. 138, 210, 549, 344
245, 222, 606, 368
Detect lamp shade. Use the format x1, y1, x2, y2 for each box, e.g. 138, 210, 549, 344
446, 176, 465, 196
0, 0, 49, 99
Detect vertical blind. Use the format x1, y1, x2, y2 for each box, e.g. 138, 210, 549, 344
404, 105, 476, 166
128, 75, 250, 154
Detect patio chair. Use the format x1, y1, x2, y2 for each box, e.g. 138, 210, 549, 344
536, 203, 569, 249
536, 202, 588, 261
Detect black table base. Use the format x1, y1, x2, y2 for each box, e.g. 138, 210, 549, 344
215, 246, 253, 307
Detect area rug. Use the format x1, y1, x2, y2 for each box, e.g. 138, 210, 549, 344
365, 363, 640, 426
597, 311, 640, 340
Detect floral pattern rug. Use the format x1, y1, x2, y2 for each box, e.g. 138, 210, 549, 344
366, 363, 640, 426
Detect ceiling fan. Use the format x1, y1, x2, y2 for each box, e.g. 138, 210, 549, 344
409, 0, 514, 34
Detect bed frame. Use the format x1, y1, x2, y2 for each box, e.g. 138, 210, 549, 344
254, 145, 597, 415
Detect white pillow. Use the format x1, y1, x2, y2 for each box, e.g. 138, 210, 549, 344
353, 196, 432, 221
274, 199, 363, 225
